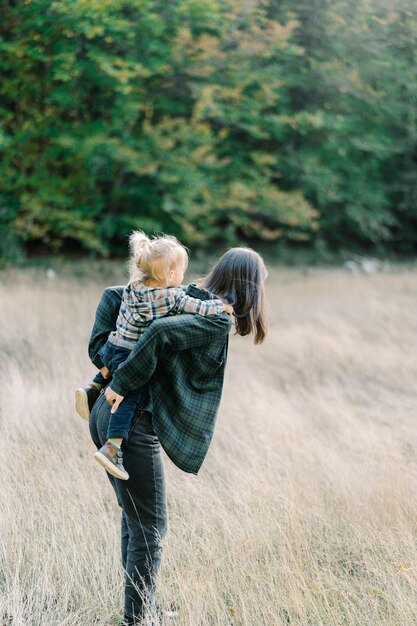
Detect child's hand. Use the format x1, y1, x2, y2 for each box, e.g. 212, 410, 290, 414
105, 386, 125, 413
222, 303, 234, 316
100, 366, 111, 379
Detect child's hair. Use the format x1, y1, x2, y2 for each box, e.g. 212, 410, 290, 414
128, 230, 188, 286
201, 247, 268, 344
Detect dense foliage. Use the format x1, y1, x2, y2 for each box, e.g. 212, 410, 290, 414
1, 0, 416, 260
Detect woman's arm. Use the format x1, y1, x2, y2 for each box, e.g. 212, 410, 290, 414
109, 313, 231, 397
88, 286, 123, 368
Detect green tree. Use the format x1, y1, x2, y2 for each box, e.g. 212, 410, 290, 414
1, 0, 416, 261
270, 0, 417, 251
0, 0, 316, 259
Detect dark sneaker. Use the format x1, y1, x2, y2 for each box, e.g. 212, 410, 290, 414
94, 441, 129, 480
75, 384, 101, 421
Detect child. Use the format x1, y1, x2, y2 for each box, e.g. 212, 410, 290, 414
75, 231, 233, 481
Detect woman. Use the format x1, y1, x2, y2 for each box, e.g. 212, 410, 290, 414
89, 247, 267, 625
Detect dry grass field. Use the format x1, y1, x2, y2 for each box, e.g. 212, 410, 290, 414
1, 264, 416, 626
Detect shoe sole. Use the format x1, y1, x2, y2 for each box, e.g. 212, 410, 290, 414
94, 451, 129, 480
75, 388, 91, 421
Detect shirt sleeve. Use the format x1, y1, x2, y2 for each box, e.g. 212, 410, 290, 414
110, 314, 232, 396
170, 289, 224, 316
88, 286, 123, 368
142, 287, 224, 320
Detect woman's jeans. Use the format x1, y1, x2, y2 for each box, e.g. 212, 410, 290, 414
93, 340, 141, 440
90, 394, 168, 624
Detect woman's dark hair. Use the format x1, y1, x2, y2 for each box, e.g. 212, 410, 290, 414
201, 247, 268, 344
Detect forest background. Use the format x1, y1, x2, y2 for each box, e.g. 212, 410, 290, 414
1, 0, 416, 264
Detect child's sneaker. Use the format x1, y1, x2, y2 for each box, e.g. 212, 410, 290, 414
75, 385, 101, 421
94, 441, 129, 480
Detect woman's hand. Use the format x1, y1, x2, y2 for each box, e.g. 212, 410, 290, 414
222, 303, 234, 315
105, 386, 125, 413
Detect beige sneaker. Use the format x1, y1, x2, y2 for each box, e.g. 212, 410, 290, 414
75, 385, 101, 421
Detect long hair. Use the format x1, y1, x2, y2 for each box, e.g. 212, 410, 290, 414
201, 247, 268, 344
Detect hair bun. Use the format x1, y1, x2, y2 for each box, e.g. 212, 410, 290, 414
129, 230, 150, 258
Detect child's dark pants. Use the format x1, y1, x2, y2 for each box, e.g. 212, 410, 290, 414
92, 370, 107, 387
96, 340, 141, 440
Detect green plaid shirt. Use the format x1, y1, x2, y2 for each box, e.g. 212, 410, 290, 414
88, 285, 232, 474
115, 283, 224, 344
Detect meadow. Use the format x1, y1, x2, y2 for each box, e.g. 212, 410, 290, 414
1, 264, 416, 625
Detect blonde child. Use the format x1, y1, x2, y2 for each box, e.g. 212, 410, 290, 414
75, 231, 232, 480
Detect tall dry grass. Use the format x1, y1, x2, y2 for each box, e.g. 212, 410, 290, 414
1, 265, 416, 625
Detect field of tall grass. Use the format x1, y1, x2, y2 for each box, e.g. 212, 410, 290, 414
1, 264, 416, 625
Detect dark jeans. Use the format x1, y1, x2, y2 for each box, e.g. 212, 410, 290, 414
94, 340, 141, 440
90, 393, 168, 624
92, 370, 107, 387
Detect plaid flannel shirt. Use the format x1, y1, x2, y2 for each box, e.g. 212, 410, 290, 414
115, 283, 224, 344
88, 285, 232, 474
